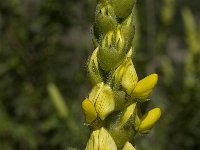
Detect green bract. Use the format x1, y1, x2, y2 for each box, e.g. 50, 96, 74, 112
88, 47, 103, 85
98, 30, 126, 71
111, 0, 136, 19
94, 3, 117, 39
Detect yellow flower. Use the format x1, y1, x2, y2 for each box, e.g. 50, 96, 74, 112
131, 74, 158, 100
85, 127, 117, 150
113, 53, 138, 95
138, 108, 161, 132
82, 98, 97, 123
82, 82, 115, 123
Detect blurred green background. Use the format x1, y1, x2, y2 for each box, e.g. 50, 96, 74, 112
0, 0, 200, 149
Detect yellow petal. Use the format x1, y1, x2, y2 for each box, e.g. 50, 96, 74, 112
113, 57, 138, 95
89, 82, 104, 104
117, 103, 136, 128
138, 108, 161, 132
95, 84, 115, 120
126, 48, 133, 58
85, 127, 117, 150
132, 74, 158, 99
122, 141, 136, 150
121, 58, 138, 95
82, 98, 97, 123
113, 62, 126, 86
85, 129, 99, 150
88, 83, 115, 120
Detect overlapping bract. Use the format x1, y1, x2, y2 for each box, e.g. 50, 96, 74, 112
83, 0, 161, 149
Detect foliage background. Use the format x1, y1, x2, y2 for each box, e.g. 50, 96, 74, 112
0, 0, 200, 149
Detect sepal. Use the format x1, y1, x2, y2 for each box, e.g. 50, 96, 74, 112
111, 0, 136, 19
88, 47, 103, 85
98, 30, 126, 71
121, 13, 135, 50
105, 104, 136, 148
94, 3, 117, 38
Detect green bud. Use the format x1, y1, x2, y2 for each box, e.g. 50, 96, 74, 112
94, 3, 117, 38
113, 90, 126, 111
105, 104, 136, 148
134, 104, 141, 131
116, 103, 136, 128
109, 127, 135, 148
88, 47, 103, 85
121, 13, 135, 50
111, 0, 136, 19
98, 30, 126, 71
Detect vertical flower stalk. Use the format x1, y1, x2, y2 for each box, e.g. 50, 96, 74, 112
82, 0, 161, 149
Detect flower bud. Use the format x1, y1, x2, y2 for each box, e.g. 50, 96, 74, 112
98, 30, 126, 71
89, 82, 115, 120
98, 0, 109, 4
121, 58, 138, 95
85, 127, 117, 150
113, 58, 138, 95
113, 90, 126, 111
121, 13, 135, 50
138, 108, 161, 133
94, 3, 117, 38
88, 47, 103, 85
105, 104, 136, 148
111, 0, 136, 19
82, 98, 97, 123
116, 103, 136, 128
122, 141, 136, 150
134, 105, 142, 131
131, 74, 158, 100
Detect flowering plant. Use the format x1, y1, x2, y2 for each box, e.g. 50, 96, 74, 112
82, 0, 161, 149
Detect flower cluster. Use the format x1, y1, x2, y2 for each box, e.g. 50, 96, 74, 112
82, 0, 161, 149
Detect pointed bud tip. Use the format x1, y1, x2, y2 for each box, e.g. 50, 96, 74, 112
132, 73, 158, 99
122, 141, 136, 150
138, 107, 161, 132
